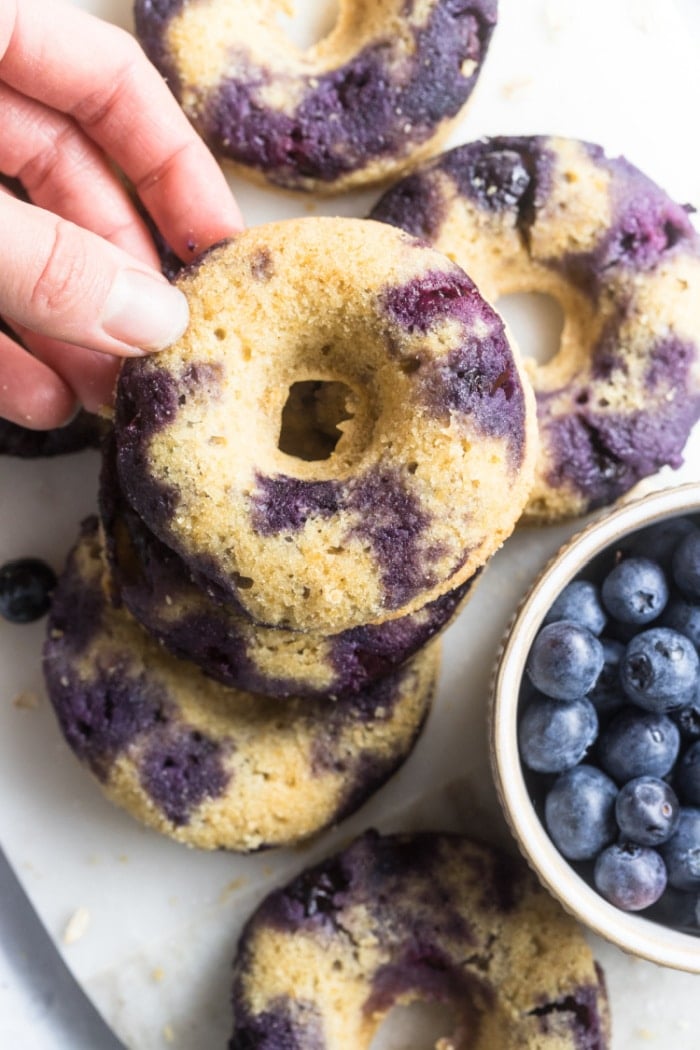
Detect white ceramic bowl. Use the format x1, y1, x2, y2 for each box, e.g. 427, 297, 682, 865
491, 482, 700, 972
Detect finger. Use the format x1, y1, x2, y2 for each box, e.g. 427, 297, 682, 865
0, 193, 189, 357
0, 81, 160, 267
11, 324, 120, 413
0, 0, 244, 259
0, 328, 77, 429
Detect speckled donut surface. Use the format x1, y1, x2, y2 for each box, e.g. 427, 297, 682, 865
100, 446, 475, 700
370, 135, 700, 521
42, 519, 439, 851
114, 216, 537, 634
229, 830, 611, 1049
134, 0, 497, 193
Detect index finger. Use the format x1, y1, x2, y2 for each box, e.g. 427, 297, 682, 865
0, 0, 243, 258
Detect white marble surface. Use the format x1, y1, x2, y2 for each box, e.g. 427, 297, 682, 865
2, 1, 700, 1047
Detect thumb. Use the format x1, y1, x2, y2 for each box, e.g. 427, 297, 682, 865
0, 194, 189, 357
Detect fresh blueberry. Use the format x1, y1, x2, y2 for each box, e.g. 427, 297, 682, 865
519, 695, 598, 773
624, 517, 698, 570
544, 765, 618, 861
660, 594, 700, 649
542, 580, 607, 636
0, 557, 57, 623
675, 741, 700, 806
620, 627, 699, 712
594, 842, 667, 911
660, 808, 700, 891
587, 637, 626, 716
672, 699, 700, 743
601, 556, 669, 625
646, 886, 700, 931
526, 620, 604, 701
597, 707, 680, 783
615, 776, 680, 845
673, 530, 700, 601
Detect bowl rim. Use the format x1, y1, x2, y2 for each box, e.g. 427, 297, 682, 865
490, 481, 700, 972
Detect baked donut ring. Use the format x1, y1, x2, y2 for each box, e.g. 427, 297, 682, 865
370, 135, 700, 521
99, 445, 476, 700
42, 519, 438, 851
114, 216, 537, 634
134, 0, 498, 193
229, 830, 611, 1048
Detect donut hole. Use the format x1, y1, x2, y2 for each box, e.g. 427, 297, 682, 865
278, 379, 354, 461
370, 1001, 460, 1050
494, 291, 564, 368
273, 0, 340, 50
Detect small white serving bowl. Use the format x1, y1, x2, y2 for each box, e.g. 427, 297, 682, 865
490, 481, 700, 973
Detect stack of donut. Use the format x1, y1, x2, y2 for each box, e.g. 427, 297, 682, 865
42, 214, 538, 852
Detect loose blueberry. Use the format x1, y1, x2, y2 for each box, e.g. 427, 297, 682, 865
660, 594, 700, 649
673, 530, 700, 601
624, 517, 698, 570
615, 775, 680, 845
0, 557, 57, 623
597, 707, 680, 783
601, 556, 669, 625
675, 741, 700, 806
594, 842, 667, 911
620, 627, 699, 712
587, 637, 626, 717
646, 886, 700, 931
660, 808, 700, 891
519, 695, 598, 773
526, 620, 604, 701
672, 701, 700, 743
542, 580, 607, 635
544, 765, 618, 861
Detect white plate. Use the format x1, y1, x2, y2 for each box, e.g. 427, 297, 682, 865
2, 1, 700, 1047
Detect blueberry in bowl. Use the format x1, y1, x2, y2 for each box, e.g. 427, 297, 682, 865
491, 482, 700, 972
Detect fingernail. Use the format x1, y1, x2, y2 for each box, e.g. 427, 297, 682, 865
102, 270, 189, 353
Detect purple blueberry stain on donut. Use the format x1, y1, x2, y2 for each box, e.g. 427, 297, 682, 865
383, 272, 528, 467
368, 169, 448, 241
417, 334, 528, 468
250, 474, 339, 535
382, 268, 483, 334
46, 518, 106, 657
191, 0, 497, 188
139, 724, 230, 826
541, 335, 700, 511
348, 467, 436, 610
229, 999, 324, 1050
365, 945, 493, 1022
528, 980, 609, 1050
328, 580, 469, 693
45, 660, 171, 782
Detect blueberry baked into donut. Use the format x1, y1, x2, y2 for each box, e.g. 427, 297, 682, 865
133, 0, 498, 193
113, 216, 537, 634
99, 442, 477, 700
229, 830, 611, 1048
370, 135, 700, 521
42, 518, 439, 851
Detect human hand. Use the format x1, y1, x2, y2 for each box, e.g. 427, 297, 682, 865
0, 0, 243, 429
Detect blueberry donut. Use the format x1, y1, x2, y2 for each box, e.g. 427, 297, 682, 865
100, 447, 476, 700
229, 830, 611, 1048
370, 135, 700, 521
134, 0, 498, 194
42, 519, 439, 851
0, 410, 104, 458
114, 216, 537, 633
